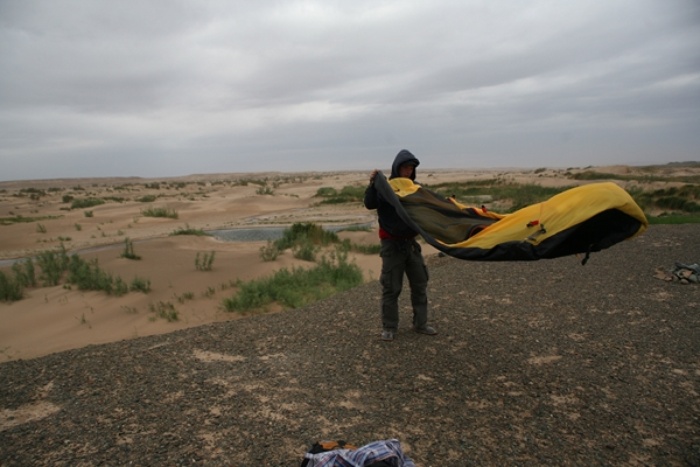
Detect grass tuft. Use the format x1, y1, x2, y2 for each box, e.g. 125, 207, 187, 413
71, 198, 105, 210
141, 207, 178, 219
170, 224, 210, 236
195, 251, 216, 271
149, 301, 179, 322
121, 238, 141, 260
0, 271, 24, 302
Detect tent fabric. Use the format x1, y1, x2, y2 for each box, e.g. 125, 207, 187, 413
373, 173, 648, 262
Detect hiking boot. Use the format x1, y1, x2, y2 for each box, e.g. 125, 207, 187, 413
381, 329, 395, 341
413, 325, 437, 336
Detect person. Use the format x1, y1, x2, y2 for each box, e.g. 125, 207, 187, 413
364, 149, 437, 341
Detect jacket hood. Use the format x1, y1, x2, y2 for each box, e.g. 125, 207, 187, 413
390, 149, 420, 180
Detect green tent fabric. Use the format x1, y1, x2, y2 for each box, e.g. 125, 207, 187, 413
373, 172, 648, 263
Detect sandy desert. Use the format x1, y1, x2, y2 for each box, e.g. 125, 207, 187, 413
0, 164, 695, 362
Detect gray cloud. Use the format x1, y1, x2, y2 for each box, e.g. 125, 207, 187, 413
0, 0, 698, 181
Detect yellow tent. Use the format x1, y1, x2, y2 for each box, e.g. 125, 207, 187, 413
374, 173, 648, 263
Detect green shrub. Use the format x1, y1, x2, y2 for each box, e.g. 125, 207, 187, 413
647, 214, 700, 224
316, 185, 365, 204
0, 215, 62, 226
292, 240, 318, 261
338, 224, 372, 232
275, 222, 339, 250
260, 222, 380, 260
71, 198, 105, 209
260, 241, 281, 261
630, 185, 700, 218
0, 215, 24, 226
6, 246, 148, 301
137, 194, 157, 203
112, 277, 129, 296
12, 259, 36, 288
36, 245, 70, 286
0, 271, 23, 302
171, 224, 210, 236
346, 240, 381, 255
431, 180, 578, 212
149, 301, 179, 322
568, 170, 700, 184
256, 185, 274, 195
195, 251, 216, 271
67, 256, 113, 292
130, 276, 151, 293
223, 249, 362, 313
121, 238, 141, 260
655, 196, 700, 212
141, 207, 178, 219
103, 196, 125, 203
62, 254, 130, 296
315, 187, 338, 197
19, 187, 46, 200
176, 292, 195, 303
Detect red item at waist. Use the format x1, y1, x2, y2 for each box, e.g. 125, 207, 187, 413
379, 227, 417, 241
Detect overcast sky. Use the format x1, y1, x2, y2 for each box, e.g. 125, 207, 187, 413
1, 0, 698, 181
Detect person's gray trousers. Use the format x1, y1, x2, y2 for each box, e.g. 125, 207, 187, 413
379, 238, 429, 331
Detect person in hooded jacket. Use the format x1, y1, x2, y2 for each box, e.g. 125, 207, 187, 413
364, 149, 437, 341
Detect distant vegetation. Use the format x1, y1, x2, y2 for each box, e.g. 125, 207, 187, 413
314, 185, 366, 204
308, 167, 698, 223
170, 224, 210, 236
432, 180, 568, 212
571, 171, 699, 221
256, 185, 274, 195
0, 245, 151, 303
628, 185, 700, 216
0, 215, 62, 226
141, 206, 178, 219
259, 222, 380, 262
70, 198, 106, 209
569, 170, 700, 185
646, 214, 700, 225
427, 172, 700, 223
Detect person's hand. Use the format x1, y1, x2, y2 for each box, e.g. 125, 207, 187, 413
369, 169, 379, 183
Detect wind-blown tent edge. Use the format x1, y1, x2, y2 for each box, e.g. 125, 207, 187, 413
373, 172, 648, 263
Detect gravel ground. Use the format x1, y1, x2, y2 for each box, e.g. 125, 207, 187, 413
1, 224, 699, 466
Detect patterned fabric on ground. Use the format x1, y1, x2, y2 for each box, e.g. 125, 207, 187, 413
302, 439, 415, 467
